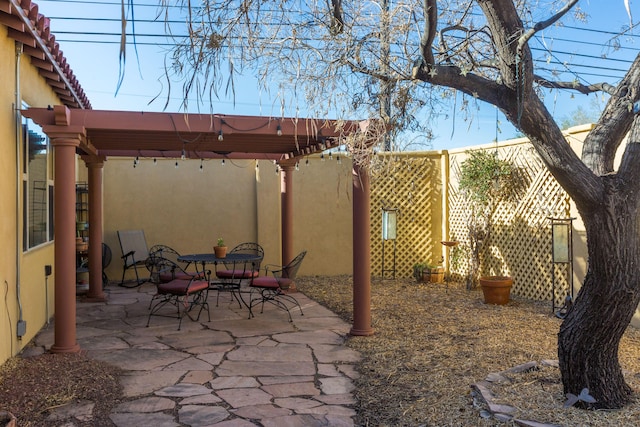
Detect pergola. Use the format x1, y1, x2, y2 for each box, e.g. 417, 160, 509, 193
23, 105, 375, 353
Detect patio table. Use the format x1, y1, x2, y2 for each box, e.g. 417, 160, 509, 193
177, 252, 261, 315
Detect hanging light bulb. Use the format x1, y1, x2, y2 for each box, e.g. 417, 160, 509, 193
218, 130, 224, 141
199, 159, 204, 172
277, 125, 282, 136
181, 148, 186, 160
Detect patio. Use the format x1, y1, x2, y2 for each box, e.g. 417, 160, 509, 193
20, 283, 360, 426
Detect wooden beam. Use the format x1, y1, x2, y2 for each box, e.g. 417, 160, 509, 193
0, 11, 24, 31
39, 69, 61, 81
7, 27, 36, 47
46, 78, 66, 89
31, 56, 53, 71
23, 44, 45, 60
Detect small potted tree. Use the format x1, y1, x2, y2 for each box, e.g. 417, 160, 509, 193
214, 237, 227, 258
458, 150, 525, 303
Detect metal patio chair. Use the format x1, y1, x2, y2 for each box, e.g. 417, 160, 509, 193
249, 250, 307, 322
102, 243, 112, 288
214, 242, 265, 308
145, 255, 211, 330
117, 229, 150, 287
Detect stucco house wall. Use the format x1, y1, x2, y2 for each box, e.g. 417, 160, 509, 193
0, 25, 72, 364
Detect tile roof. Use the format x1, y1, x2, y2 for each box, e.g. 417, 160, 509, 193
0, 0, 90, 109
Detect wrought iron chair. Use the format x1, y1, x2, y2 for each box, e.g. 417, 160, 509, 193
214, 242, 265, 307
145, 255, 210, 330
117, 229, 150, 287
102, 243, 112, 288
249, 250, 306, 322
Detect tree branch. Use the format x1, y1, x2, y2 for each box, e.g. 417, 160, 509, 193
617, 118, 640, 187
420, 0, 437, 65
516, 0, 580, 54
585, 53, 640, 176
534, 76, 617, 96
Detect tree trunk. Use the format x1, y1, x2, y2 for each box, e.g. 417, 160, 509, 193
558, 182, 640, 409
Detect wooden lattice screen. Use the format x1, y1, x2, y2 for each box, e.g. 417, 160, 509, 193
370, 154, 444, 278
370, 143, 572, 306
448, 144, 571, 304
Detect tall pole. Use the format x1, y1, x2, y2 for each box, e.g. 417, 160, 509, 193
351, 163, 374, 336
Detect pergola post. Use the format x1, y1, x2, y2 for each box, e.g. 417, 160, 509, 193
50, 137, 81, 353
351, 163, 374, 336
280, 162, 295, 266
85, 157, 107, 301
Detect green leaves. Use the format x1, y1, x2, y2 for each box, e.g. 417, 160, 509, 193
458, 150, 514, 207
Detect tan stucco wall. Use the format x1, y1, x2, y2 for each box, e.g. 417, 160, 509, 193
0, 27, 62, 365
102, 155, 354, 281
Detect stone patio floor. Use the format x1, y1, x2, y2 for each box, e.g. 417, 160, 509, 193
31, 282, 361, 426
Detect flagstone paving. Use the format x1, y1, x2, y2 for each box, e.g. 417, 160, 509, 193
32, 282, 360, 426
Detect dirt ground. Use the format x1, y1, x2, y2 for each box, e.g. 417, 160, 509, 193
298, 276, 640, 426
2, 276, 640, 426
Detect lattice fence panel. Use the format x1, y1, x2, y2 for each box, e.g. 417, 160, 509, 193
370, 155, 443, 278
448, 144, 571, 304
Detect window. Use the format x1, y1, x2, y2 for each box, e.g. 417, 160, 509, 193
22, 111, 52, 250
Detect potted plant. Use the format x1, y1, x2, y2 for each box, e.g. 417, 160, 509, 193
413, 263, 429, 282
214, 238, 227, 258
413, 263, 444, 283
457, 150, 525, 302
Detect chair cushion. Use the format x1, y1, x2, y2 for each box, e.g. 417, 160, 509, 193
159, 271, 204, 282
216, 269, 259, 279
158, 279, 208, 295
251, 277, 293, 290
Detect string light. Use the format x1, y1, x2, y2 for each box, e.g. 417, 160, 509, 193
276, 125, 282, 136
218, 130, 224, 141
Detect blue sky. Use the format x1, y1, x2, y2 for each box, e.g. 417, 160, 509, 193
36, 0, 639, 150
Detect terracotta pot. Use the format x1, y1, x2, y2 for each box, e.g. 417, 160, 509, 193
480, 276, 513, 305
214, 246, 227, 258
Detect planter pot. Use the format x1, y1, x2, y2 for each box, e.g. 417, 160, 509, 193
214, 246, 227, 258
480, 276, 513, 305
427, 267, 445, 283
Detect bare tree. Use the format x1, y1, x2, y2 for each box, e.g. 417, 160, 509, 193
160, 0, 640, 409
